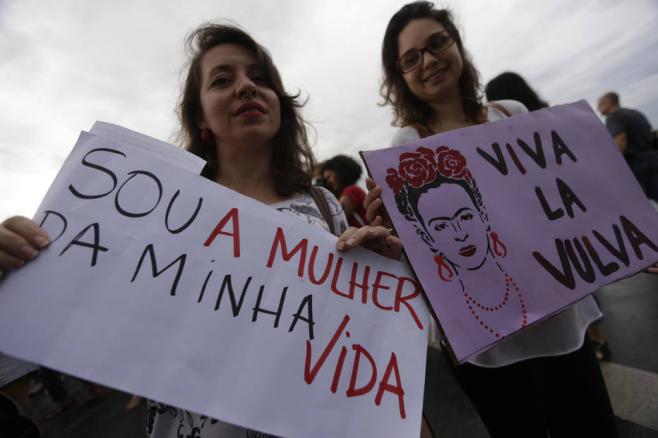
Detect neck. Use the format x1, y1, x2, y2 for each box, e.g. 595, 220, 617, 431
214, 139, 282, 204
457, 255, 507, 306
428, 88, 470, 133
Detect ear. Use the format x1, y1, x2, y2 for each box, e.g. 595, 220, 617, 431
197, 115, 209, 130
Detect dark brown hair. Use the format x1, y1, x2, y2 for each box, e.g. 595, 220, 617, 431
486, 72, 548, 111
380, 1, 484, 130
600, 91, 620, 106
179, 23, 314, 196
320, 155, 363, 189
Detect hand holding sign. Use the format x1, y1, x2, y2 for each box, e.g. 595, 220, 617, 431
0, 216, 50, 271
336, 224, 402, 260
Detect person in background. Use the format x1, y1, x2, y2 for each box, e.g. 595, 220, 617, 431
321, 155, 368, 227
598, 91, 658, 200
485, 71, 548, 111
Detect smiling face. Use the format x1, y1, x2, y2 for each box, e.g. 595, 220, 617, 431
198, 43, 281, 149
417, 183, 489, 270
397, 18, 463, 104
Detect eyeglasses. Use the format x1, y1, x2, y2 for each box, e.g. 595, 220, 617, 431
397, 31, 455, 73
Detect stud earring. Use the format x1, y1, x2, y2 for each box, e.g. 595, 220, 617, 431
200, 128, 213, 143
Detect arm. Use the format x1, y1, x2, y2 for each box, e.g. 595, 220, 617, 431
613, 132, 628, 153
605, 114, 627, 153
336, 178, 401, 259
338, 194, 356, 218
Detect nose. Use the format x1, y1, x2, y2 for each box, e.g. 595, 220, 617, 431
421, 49, 438, 70
451, 222, 468, 241
235, 75, 258, 99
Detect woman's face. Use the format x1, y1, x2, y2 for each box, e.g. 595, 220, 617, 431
198, 44, 281, 149
322, 169, 340, 192
397, 18, 463, 104
417, 183, 488, 270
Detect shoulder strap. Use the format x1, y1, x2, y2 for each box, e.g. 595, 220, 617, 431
308, 186, 337, 236
488, 101, 512, 117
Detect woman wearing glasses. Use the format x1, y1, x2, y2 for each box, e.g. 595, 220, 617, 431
362, 2, 617, 437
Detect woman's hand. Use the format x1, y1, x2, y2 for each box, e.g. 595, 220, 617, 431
336, 225, 402, 260
364, 178, 392, 228
645, 262, 658, 275
0, 216, 50, 274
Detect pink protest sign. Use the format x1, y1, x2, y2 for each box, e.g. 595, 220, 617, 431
361, 100, 658, 363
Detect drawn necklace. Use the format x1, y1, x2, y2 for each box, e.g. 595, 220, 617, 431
463, 273, 528, 338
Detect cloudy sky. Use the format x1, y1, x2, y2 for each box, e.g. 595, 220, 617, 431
1, 0, 657, 219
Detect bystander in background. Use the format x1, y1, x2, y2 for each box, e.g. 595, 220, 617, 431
321, 155, 367, 227
598, 91, 658, 202
485, 71, 548, 111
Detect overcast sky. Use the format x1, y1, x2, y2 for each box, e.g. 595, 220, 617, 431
1, 0, 657, 219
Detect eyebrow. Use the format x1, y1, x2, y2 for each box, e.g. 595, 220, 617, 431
399, 30, 446, 58
427, 207, 471, 225
207, 62, 260, 79
207, 64, 234, 77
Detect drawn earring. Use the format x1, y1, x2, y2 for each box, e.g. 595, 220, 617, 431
491, 231, 507, 258
200, 128, 213, 144
434, 254, 454, 282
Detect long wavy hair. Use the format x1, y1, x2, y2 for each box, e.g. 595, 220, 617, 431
380, 2, 485, 131
178, 23, 314, 196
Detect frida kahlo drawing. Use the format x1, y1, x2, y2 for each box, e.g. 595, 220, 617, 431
385, 145, 527, 339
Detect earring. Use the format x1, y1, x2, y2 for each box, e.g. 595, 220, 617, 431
200, 128, 213, 143
491, 232, 507, 257
434, 254, 454, 282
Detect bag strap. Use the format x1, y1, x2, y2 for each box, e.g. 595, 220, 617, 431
487, 101, 512, 117
308, 186, 337, 236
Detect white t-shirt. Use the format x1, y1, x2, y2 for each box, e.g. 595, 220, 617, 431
390, 100, 601, 368
146, 187, 348, 438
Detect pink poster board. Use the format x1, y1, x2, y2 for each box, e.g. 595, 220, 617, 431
362, 101, 658, 363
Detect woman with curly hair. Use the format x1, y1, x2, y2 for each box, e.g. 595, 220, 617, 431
341, 2, 618, 437
321, 155, 367, 227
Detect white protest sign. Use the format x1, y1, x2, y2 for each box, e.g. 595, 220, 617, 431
0, 126, 429, 438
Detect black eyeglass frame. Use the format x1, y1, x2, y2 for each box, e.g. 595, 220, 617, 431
397, 31, 455, 73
